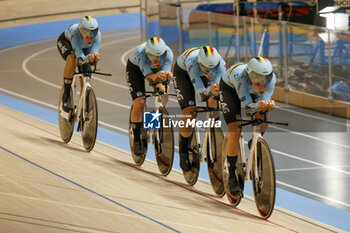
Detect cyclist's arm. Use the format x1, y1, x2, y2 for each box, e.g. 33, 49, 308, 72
234, 77, 256, 110
205, 58, 226, 93
90, 32, 101, 54
260, 74, 276, 100
187, 61, 206, 98
70, 35, 87, 60
213, 58, 226, 83
161, 47, 174, 71
138, 52, 153, 78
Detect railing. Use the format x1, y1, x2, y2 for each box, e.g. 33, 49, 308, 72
141, 0, 350, 116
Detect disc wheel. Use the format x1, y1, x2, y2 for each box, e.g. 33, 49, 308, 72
128, 106, 147, 166
252, 138, 276, 219
81, 87, 98, 152
154, 107, 174, 176
181, 129, 200, 186
58, 85, 74, 143
222, 134, 245, 206
206, 127, 225, 197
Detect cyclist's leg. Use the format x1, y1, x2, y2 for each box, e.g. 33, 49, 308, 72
126, 60, 146, 155
173, 63, 196, 171
219, 79, 243, 195
57, 32, 76, 111
155, 83, 169, 106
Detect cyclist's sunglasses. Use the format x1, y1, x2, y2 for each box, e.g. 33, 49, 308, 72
199, 62, 218, 75
249, 72, 272, 86
80, 28, 98, 39
147, 52, 164, 64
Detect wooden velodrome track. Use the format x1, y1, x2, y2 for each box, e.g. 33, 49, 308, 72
0, 105, 346, 233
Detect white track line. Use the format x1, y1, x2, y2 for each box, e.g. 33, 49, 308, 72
277, 181, 350, 208
276, 164, 350, 172
271, 148, 350, 176
0, 88, 128, 134
275, 105, 350, 128
269, 124, 350, 150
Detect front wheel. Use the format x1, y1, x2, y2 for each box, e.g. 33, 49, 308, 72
58, 85, 74, 143
81, 87, 98, 152
181, 129, 200, 186
222, 133, 245, 206
252, 137, 276, 219
153, 107, 174, 176
206, 127, 225, 197
128, 106, 147, 166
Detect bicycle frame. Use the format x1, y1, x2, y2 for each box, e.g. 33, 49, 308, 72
60, 73, 92, 124
200, 112, 215, 164
144, 86, 166, 145
239, 124, 262, 182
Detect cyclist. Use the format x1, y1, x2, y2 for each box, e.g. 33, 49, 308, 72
219, 57, 276, 196
127, 37, 174, 156
57, 16, 101, 112
173, 46, 226, 172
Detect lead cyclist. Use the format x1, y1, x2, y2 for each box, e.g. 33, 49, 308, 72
57, 16, 101, 112
219, 57, 277, 197
126, 37, 174, 156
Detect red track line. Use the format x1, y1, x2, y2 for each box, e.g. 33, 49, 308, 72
0, 110, 298, 233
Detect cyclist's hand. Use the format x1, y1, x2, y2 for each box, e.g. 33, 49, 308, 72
88, 53, 101, 63
93, 52, 101, 62
146, 73, 161, 86
258, 100, 269, 112
258, 100, 275, 112
146, 73, 157, 82
163, 71, 173, 81
155, 71, 168, 82
266, 100, 275, 111
210, 83, 219, 95
87, 54, 95, 63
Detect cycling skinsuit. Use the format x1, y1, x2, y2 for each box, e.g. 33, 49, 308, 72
126, 42, 173, 100
173, 47, 226, 110
219, 63, 276, 123
57, 24, 101, 61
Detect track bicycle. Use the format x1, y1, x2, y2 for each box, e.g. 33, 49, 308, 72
222, 110, 288, 219
128, 82, 176, 176
58, 64, 111, 152
180, 95, 225, 193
